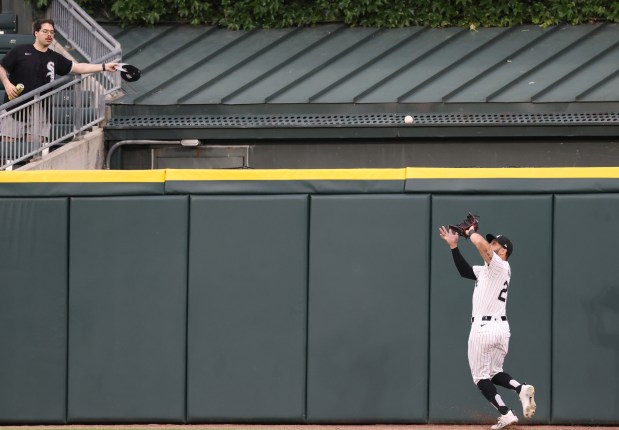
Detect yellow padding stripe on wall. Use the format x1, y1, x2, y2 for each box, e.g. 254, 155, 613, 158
0, 169, 403, 183
166, 168, 406, 181
406, 167, 619, 179
2, 167, 619, 183
0, 170, 165, 183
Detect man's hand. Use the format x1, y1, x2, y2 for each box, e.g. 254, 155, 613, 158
439, 225, 459, 249
104, 62, 120, 72
4, 82, 18, 100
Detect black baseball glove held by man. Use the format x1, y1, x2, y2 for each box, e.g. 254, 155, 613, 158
448, 212, 480, 238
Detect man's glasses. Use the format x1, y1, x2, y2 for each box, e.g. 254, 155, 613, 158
39, 29, 55, 36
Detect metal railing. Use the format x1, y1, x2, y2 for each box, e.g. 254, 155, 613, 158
0, 0, 121, 170
0, 74, 107, 169
47, 0, 122, 93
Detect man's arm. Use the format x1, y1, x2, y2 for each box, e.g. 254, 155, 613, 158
466, 227, 493, 264
0, 65, 18, 100
439, 225, 476, 280
70, 62, 119, 74
451, 247, 476, 280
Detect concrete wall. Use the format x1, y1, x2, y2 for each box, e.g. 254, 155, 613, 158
19, 128, 106, 171
110, 138, 619, 170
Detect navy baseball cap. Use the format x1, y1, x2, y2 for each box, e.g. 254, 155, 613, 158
486, 234, 513, 257
116, 63, 142, 82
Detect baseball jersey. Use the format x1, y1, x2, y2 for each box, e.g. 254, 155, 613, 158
1, 44, 73, 103
471, 252, 511, 317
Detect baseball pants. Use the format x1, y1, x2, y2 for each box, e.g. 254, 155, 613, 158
468, 318, 510, 384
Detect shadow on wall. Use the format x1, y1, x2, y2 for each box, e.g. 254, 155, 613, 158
586, 285, 619, 348
586, 285, 619, 412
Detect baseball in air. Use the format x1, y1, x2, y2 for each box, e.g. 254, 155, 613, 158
404, 115, 414, 124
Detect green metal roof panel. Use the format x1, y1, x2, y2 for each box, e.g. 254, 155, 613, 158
105, 22, 619, 107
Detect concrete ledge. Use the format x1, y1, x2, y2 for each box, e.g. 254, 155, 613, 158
19, 128, 106, 170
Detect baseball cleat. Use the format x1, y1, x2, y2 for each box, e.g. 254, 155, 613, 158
519, 384, 536, 418
491, 410, 519, 430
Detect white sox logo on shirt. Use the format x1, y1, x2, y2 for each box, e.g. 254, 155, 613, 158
46, 61, 55, 82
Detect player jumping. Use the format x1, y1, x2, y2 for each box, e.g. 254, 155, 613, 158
439, 221, 536, 430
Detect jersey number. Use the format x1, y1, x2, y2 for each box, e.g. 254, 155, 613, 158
498, 281, 509, 302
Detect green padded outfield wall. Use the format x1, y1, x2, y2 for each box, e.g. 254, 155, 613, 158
307, 195, 429, 423
0, 198, 68, 423
68, 196, 188, 423
187, 195, 308, 422
0, 168, 617, 425
553, 195, 619, 425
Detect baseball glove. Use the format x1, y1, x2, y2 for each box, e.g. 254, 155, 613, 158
448, 212, 479, 238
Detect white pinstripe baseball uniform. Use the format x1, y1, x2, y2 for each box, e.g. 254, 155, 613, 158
468, 251, 511, 384
440, 225, 535, 427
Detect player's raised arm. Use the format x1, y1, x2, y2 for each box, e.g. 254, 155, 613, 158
443, 212, 492, 266
439, 225, 476, 280
439, 225, 459, 249
466, 227, 494, 264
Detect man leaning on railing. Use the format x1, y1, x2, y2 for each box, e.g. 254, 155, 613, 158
0, 18, 118, 146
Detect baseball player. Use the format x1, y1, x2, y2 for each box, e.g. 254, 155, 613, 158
439, 223, 536, 429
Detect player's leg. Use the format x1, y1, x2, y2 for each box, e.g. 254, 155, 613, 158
491, 372, 520, 392
475, 375, 519, 429
491, 372, 536, 417
490, 324, 536, 419
484, 324, 519, 429
488, 322, 510, 388
477, 379, 509, 415
469, 324, 517, 429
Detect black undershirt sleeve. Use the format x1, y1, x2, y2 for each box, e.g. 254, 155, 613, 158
451, 247, 477, 280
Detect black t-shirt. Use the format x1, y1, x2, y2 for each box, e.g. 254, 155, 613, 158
1, 44, 73, 103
